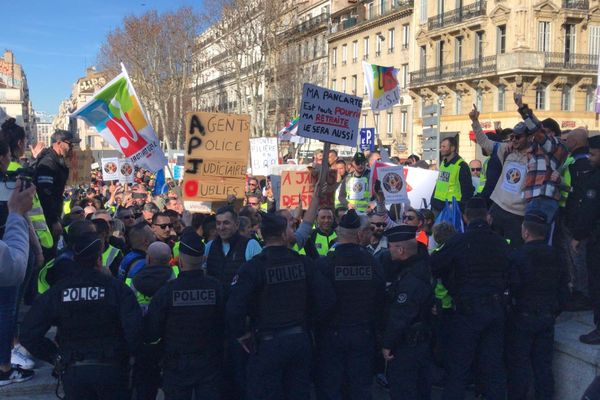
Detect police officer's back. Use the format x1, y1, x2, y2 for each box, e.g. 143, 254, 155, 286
430, 197, 511, 400
33, 130, 78, 241
145, 229, 224, 400
506, 211, 568, 400
381, 225, 434, 400
20, 231, 142, 400
226, 213, 335, 400
314, 210, 385, 399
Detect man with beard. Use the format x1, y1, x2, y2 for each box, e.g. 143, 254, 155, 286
338, 152, 371, 213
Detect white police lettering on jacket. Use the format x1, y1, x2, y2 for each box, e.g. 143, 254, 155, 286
334, 265, 373, 281
265, 263, 305, 285
172, 289, 216, 306
62, 287, 106, 302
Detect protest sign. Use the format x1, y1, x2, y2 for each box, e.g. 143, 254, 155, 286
297, 83, 362, 147
279, 169, 337, 209
101, 157, 119, 181
183, 200, 212, 213
405, 167, 439, 209
250, 137, 278, 176
183, 112, 250, 202
118, 159, 134, 183
378, 165, 409, 204
68, 149, 94, 186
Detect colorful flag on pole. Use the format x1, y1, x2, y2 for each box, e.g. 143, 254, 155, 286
153, 169, 169, 195
596, 52, 600, 113
70, 65, 167, 172
278, 116, 302, 142
363, 61, 400, 111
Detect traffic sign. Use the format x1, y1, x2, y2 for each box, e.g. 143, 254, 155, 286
359, 128, 375, 151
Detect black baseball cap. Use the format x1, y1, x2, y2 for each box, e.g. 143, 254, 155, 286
353, 152, 367, 164
51, 129, 81, 144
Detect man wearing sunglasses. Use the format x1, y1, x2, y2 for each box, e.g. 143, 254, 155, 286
34, 130, 80, 253
151, 212, 176, 247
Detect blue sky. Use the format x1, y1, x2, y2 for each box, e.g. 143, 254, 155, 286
1, 0, 202, 115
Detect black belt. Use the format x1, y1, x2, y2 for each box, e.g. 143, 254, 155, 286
258, 326, 305, 341
70, 359, 124, 368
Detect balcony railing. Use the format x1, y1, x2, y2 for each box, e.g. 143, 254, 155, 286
330, 0, 413, 34
297, 12, 330, 33
409, 55, 497, 86
562, 0, 589, 10
544, 52, 598, 71
427, 1, 487, 30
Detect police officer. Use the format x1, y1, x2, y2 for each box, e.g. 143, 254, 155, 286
314, 210, 385, 399
226, 213, 335, 400
431, 197, 511, 400
338, 152, 371, 213
506, 210, 569, 400
34, 130, 79, 248
430, 137, 473, 215
573, 135, 600, 344
19, 231, 143, 399
381, 225, 434, 400
145, 229, 224, 400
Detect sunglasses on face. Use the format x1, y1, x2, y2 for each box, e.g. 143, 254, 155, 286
370, 222, 386, 228
155, 223, 173, 230
471, 167, 482, 172
402, 215, 416, 221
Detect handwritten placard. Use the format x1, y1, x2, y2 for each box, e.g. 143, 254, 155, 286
68, 149, 94, 186
279, 169, 337, 209
183, 112, 250, 202
250, 137, 278, 176
297, 83, 362, 147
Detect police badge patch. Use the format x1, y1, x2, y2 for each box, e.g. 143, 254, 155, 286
231, 275, 239, 286
397, 293, 408, 304
587, 189, 597, 199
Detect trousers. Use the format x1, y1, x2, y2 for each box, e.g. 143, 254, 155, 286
63, 364, 129, 400
162, 352, 223, 400
388, 341, 431, 400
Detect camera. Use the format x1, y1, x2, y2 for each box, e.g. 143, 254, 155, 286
7, 167, 34, 190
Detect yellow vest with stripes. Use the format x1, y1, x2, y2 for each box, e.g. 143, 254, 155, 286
434, 158, 466, 202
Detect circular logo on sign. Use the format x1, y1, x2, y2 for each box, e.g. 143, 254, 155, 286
104, 162, 117, 174
120, 162, 133, 176
352, 181, 364, 193
383, 173, 403, 193
505, 168, 522, 184
397, 293, 408, 304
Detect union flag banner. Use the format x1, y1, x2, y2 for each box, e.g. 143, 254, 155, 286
362, 61, 400, 111
70, 65, 167, 172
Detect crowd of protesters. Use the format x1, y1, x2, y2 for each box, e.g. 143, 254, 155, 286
0, 92, 599, 400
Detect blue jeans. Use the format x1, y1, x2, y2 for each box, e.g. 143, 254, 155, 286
525, 197, 559, 224
0, 286, 18, 365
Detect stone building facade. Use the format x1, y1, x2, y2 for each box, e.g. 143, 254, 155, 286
0, 50, 36, 142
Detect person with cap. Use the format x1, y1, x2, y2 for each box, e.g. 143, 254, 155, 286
33, 129, 80, 249
572, 135, 600, 344
430, 197, 511, 400
381, 225, 434, 400
338, 152, 371, 213
226, 212, 335, 400
19, 230, 143, 399
430, 135, 473, 216
470, 105, 530, 247
313, 209, 385, 399
505, 210, 568, 400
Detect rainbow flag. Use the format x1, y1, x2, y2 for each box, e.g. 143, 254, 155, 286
363, 61, 400, 111
70, 66, 167, 172
278, 116, 301, 141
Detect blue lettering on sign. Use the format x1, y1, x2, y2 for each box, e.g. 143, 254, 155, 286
359, 128, 375, 151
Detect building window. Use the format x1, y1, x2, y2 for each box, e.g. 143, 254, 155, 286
332, 79, 337, 91
352, 41, 358, 63
388, 28, 395, 53
363, 114, 368, 128
497, 25, 506, 54
387, 112, 393, 136
455, 94, 462, 115
332, 48, 337, 67
374, 113, 380, 131
419, 45, 427, 69
342, 44, 347, 65
561, 85, 572, 111
474, 31, 484, 63
322, 34, 327, 57
590, 26, 600, 57
313, 37, 318, 59
402, 24, 410, 49
364, 37, 370, 59
455, 36, 463, 64
497, 85, 506, 112
420, 0, 428, 24
401, 64, 408, 88
352, 75, 357, 95
436, 40, 444, 74
401, 111, 407, 133
341, 77, 347, 93
565, 24, 576, 61
376, 33, 383, 56
536, 83, 547, 110
475, 88, 483, 111
538, 21, 551, 52
586, 86, 596, 112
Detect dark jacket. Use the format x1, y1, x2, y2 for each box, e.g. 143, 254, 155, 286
564, 147, 593, 230
132, 264, 175, 298
571, 166, 600, 241
33, 148, 69, 226
206, 233, 250, 297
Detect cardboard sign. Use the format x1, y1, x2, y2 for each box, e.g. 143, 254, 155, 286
378, 165, 409, 204
183, 112, 250, 202
405, 167, 439, 209
250, 137, 278, 176
279, 169, 337, 209
118, 159, 134, 183
297, 83, 362, 147
101, 157, 119, 181
67, 149, 94, 187
184, 200, 212, 213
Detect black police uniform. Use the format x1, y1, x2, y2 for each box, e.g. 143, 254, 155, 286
34, 147, 70, 231
506, 220, 569, 400
314, 241, 386, 399
381, 226, 434, 400
145, 231, 224, 400
572, 139, 600, 339
430, 204, 511, 400
226, 243, 335, 400
20, 265, 142, 399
